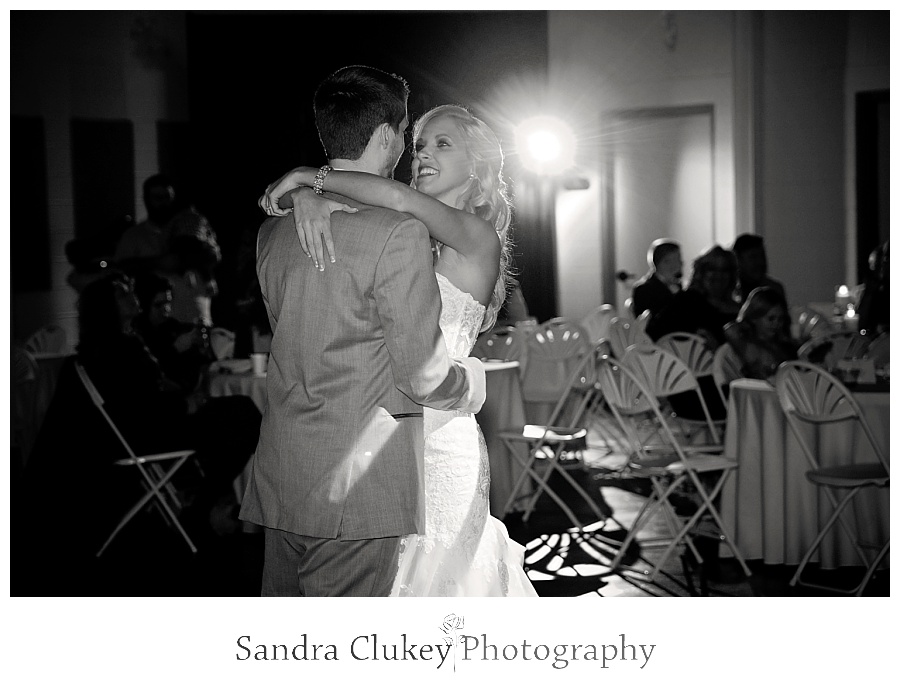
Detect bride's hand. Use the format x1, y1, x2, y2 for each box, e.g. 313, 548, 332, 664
258, 167, 313, 217
290, 187, 357, 269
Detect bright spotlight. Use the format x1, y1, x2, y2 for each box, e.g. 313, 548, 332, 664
515, 116, 577, 176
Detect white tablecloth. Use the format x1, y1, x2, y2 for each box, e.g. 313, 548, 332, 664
720, 378, 889, 568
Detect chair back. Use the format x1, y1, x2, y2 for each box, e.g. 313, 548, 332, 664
580, 304, 617, 344
25, 324, 69, 355
794, 309, 835, 342
471, 325, 524, 362
73, 362, 138, 460
774, 361, 889, 475
595, 355, 685, 464
863, 333, 889, 367
607, 316, 652, 359
622, 343, 721, 443
798, 331, 870, 369
656, 332, 715, 378
520, 318, 591, 405
712, 342, 743, 405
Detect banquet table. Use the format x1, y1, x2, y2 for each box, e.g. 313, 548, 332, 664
206, 358, 530, 518
719, 378, 890, 568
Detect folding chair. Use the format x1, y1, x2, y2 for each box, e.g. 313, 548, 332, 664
581, 304, 617, 344
794, 309, 835, 342
498, 344, 612, 530
622, 343, 724, 447
25, 323, 70, 355
798, 331, 870, 369
607, 315, 652, 359
712, 342, 743, 407
519, 317, 591, 423
471, 324, 525, 362
656, 332, 716, 378
774, 361, 889, 595
598, 356, 751, 581
74, 362, 198, 557
863, 332, 889, 367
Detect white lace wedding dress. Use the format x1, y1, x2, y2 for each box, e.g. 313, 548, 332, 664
391, 273, 538, 597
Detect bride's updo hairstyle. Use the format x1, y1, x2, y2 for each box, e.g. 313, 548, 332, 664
411, 104, 513, 333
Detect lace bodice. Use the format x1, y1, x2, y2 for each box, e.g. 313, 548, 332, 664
435, 272, 485, 358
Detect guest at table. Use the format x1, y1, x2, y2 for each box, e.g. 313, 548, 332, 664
631, 238, 683, 319
133, 272, 214, 394
28, 272, 260, 553
732, 234, 787, 305
724, 286, 798, 380
644, 245, 738, 347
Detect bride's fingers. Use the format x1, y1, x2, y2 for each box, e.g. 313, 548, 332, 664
292, 206, 311, 258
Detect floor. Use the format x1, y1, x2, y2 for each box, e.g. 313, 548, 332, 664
10, 445, 888, 598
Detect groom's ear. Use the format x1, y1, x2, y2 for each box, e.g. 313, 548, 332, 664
376, 122, 394, 149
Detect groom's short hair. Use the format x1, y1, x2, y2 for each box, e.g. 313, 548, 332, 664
314, 65, 410, 161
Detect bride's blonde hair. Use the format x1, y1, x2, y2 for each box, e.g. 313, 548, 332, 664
411, 104, 513, 332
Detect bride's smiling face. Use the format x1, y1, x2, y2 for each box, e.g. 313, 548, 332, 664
411, 114, 473, 207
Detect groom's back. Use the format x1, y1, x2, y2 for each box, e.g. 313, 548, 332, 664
242, 197, 436, 540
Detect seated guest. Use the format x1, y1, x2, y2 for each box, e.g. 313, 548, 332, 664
631, 239, 684, 319
644, 246, 737, 347
732, 234, 787, 305
133, 272, 214, 394
28, 272, 260, 555
115, 174, 221, 275
690, 246, 741, 324
724, 286, 798, 380
162, 235, 220, 328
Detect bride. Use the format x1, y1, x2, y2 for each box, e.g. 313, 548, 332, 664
261, 104, 537, 597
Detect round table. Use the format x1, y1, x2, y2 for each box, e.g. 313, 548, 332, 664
720, 378, 889, 568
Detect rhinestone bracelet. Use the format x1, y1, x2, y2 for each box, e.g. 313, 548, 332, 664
313, 165, 333, 195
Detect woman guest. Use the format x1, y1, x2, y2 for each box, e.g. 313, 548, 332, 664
724, 286, 798, 380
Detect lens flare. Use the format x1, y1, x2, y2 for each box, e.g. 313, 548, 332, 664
515, 116, 577, 175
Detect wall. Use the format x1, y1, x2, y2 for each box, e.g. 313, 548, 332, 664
10, 10, 188, 345
547, 10, 737, 318
547, 10, 889, 318
757, 11, 848, 308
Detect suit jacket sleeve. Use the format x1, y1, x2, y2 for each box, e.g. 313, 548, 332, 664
375, 217, 485, 414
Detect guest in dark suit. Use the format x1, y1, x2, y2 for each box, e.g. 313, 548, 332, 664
631, 238, 683, 319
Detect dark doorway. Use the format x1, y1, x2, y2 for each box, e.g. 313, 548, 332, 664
855, 89, 889, 282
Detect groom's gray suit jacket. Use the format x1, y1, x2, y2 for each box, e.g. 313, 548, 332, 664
240, 193, 484, 541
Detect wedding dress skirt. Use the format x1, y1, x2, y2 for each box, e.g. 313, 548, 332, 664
390, 274, 537, 597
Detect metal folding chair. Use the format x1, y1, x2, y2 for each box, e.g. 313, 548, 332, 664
471, 324, 525, 362
598, 356, 751, 581
581, 304, 618, 344
519, 317, 591, 423
712, 342, 743, 407
499, 344, 612, 530
774, 361, 889, 595
798, 331, 870, 369
606, 315, 652, 359
74, 362, 198, 557
622, 343, 724, 447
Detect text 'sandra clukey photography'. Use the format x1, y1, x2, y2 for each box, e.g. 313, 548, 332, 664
235, 614, 656, 671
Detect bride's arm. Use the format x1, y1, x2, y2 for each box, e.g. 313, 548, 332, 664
262, 166, 499, 268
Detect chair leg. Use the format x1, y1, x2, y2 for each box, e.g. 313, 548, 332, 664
854, 540, 890, 597
608, 475, 685, 574
97, 456, 197, 557
790, 486, 868, 592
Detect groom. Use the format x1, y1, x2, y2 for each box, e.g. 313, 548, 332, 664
240, 65, 486, 596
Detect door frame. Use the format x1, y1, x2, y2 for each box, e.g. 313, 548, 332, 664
600, 104, 716, 306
